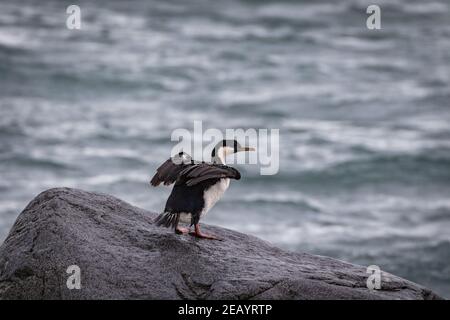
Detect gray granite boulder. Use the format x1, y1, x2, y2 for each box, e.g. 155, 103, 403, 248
0, 188, 442, 299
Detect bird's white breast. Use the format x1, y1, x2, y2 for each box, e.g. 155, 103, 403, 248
201, 178, 230, 217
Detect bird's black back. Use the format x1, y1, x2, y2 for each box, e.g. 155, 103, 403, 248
164, 178, 221, 226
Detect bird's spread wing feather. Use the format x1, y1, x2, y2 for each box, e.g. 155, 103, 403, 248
177, 163, 241, 186
150, 152, 195, 186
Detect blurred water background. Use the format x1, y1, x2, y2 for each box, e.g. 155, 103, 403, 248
0, 0, 449, 297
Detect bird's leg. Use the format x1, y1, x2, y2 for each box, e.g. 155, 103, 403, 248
189, 224, 221, 240
174, 215, 189, 234
175, 226, 189, 234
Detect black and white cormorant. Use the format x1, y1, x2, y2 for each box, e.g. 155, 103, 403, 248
150, 139, 255, 240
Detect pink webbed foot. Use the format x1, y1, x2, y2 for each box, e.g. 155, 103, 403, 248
189, 224, 221, 240
175, 226, 190, 234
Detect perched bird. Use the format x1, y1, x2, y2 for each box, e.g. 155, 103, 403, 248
150, 139, 255, 239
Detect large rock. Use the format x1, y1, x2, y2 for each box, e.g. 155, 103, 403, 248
0, 188, 442, 300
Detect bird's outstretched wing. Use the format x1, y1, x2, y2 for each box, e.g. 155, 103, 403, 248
177, 163, 241, 187
150, 152, 196, 186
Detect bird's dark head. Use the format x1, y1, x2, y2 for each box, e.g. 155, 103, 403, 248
211, 139, 255, 164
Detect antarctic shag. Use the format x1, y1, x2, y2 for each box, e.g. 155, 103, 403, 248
151, 139, 255, 240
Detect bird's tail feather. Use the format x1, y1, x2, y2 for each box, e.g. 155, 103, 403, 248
154, 212, 179, 229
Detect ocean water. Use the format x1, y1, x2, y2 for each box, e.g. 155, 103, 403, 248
1, 0, 449, 297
